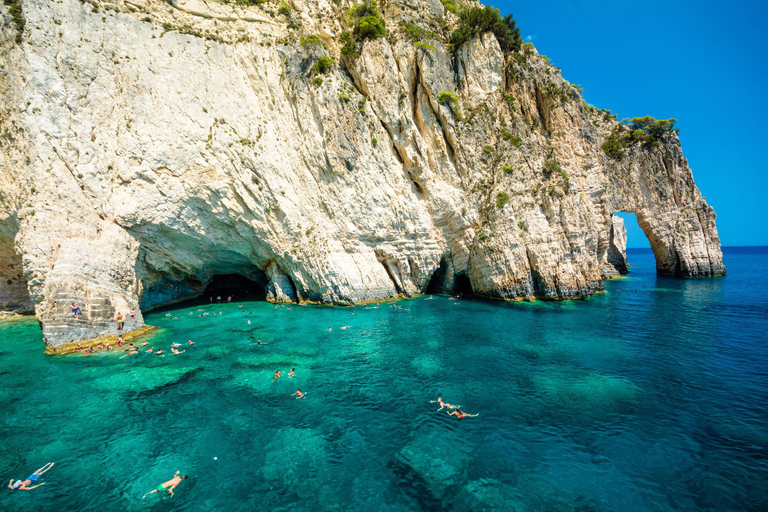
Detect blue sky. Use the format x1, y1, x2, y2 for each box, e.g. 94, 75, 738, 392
494, 0, 768, 247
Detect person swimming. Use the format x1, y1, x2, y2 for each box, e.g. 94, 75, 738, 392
288, 368, 295, 378
448, 407, 478, 419
8, 462, 54, 491
273, 370, 282, 382
292, 389, 306, 399
431, 397, 459, 412
142, 470, 188, 499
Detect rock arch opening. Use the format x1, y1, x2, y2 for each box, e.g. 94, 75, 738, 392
605, 211, 682, 277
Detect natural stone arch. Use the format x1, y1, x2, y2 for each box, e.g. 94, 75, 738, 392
603, 137, 725, 278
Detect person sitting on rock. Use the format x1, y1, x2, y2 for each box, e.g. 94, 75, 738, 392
8, 462, 54, 491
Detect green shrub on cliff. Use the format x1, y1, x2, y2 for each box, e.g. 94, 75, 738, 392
440, 0, 460, 15
300, 35, 326, 48
602, 117, 678, 159
543, 159, 561, 177
4, 0, 24, 43
496, 191, 510, 209
401, 21, 439, 42
340, 1, 386, 57
438, 91, 459, 115
311, 55, 333, 75
449, 6, 522, 53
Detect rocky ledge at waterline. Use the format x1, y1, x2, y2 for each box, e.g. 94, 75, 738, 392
0, 0, 724, 348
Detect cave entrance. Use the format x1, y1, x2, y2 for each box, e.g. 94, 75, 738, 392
453, 273, 473, 296
202, 273, 267, 304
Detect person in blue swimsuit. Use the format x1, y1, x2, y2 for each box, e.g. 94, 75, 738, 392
8, 462, 54, 491
71, 302, 80, 320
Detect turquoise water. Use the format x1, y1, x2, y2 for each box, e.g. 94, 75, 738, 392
1, 248, 767, 511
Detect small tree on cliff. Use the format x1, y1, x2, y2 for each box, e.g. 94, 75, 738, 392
449, 6, 522, 53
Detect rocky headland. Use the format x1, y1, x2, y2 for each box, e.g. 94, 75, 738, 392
0, 0, 725, 348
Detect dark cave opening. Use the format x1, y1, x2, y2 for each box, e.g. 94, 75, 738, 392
425, 260, 448, 294
453, 273, 473, 296
202, 273, 267, 304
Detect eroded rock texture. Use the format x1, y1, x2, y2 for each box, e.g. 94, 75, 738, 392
0, 0, 725, 347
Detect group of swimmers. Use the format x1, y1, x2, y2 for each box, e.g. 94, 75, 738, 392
119, 339, 194, 359
8, 463, 188, 499
272, 368, 305, 398
432, 397, 479, 420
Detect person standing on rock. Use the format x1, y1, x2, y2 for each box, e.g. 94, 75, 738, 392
115, 311, 124, 331
71, 302, 80, 320
129, 309, 136, 323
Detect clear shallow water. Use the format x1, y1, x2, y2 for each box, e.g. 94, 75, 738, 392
1, 248, 767, 512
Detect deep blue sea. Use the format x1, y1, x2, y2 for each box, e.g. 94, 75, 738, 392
0, 247, 766, 511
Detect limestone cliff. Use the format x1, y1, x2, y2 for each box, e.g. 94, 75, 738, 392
0, 0, 725, 348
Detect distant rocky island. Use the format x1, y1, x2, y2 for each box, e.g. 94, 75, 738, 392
0, 0, 724, 349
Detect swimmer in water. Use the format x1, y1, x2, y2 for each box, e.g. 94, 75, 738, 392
340, 325, 350, 330
142, 470, 188, 499
328, 327, 332, 332
119, 345, 138, 359
448, 407, 478, 419
172, 342, 181, 348
288, 368, 295, 378
188, 340, 195, 346
8, 462, 54, 491
431, 397, 459, 412
292, 389, 305, 399
273, 370, 282, 382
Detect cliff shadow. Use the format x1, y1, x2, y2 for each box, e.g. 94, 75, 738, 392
0, 216, 33, 314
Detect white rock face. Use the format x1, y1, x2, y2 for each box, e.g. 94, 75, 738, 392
601, 215, 628, 277
0, 0, 725, 347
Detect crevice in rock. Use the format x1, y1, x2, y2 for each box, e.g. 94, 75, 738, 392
525, 247, 542, 297
415, 57, 459, 169
0, 217, 33, 314
376, 252, 404, 295
263, 259, 298, 303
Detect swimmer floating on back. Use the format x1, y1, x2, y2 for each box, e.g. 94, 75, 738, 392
431, 397, 459, 411
8, 462, 54, 491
